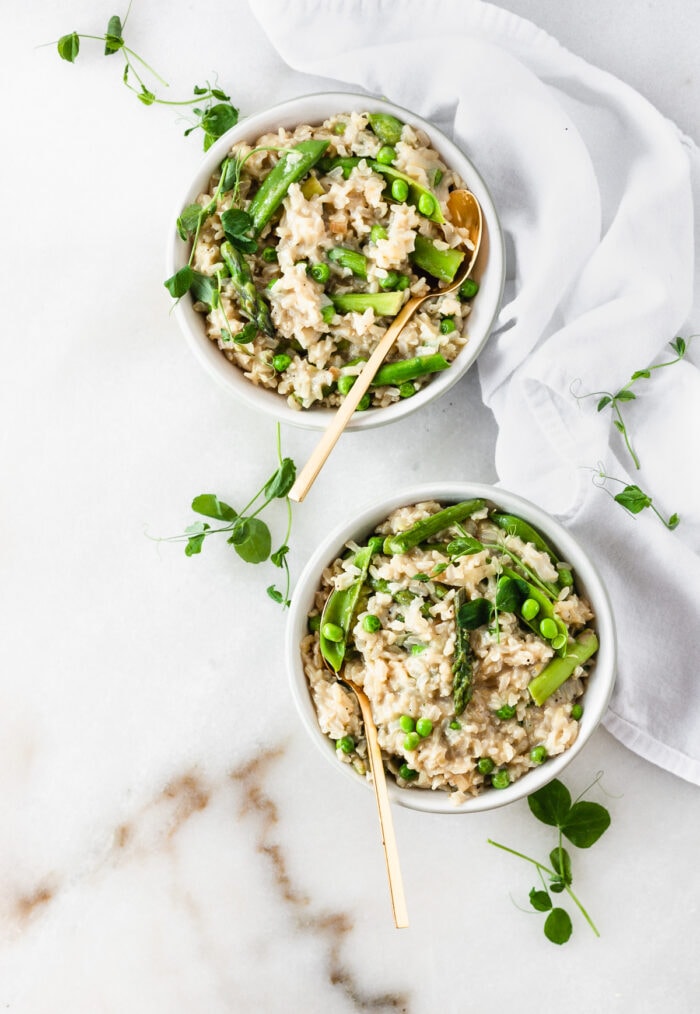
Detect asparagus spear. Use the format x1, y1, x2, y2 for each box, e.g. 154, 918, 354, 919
528, 630, 599, 706
220, 241, 274, 337
453, 589, 474, 715
247, 140, 330, 236
410, 234, 465, 283
373, 353, 450, 387
383, 500, 487, 555
328, 247, 368, 279
330, 291, 403, 316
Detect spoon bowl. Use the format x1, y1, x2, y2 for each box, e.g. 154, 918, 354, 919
288, 191, 484, 503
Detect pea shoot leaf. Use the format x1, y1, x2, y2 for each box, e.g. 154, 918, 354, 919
457, 597, 491, 630
164, 266, 194, 299
184, 521, 210, 556
447, 535, 483, 558
190, 271, 218, 308
220, 157, 240, 192
544, 908, 572, 945
200, 102, 239, 146
495, 575, 526, 614
596, 396, 612, 412
176, 203, 203, 240
104, 15, 123, 54
231, 517, 271, 564
614, 389, 636, 402
613, 484, 652, 515
234, 322, 258, 344
631, 369, 651, 381
671, 336, 686, 356
191, 494, 238, 522
528, 779, 572, 827
221, 208, 257, 254
267, 585, 285, 604
58, 32, 80, 62
529, 889, 552, 912
549, 847, 573, 885
264, 458, 296, 499
560, 801, 611, 848
668, 512, 680, 529
271, 545, 289, 568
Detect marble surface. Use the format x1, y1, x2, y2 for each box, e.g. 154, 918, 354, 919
2, 1, 699, 1011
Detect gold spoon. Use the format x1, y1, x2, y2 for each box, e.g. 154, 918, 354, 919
320, 599, 409, 929
289, 190, 483, 503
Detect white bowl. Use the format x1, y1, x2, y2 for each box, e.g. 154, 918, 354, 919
286, 482, 616, 814
167, 92, 505, 430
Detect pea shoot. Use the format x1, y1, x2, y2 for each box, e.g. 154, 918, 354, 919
488, 776, 611, 945
154, 424, 296, 607
52, 5, 238, 150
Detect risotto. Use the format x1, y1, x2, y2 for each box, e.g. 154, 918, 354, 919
182, 111, 478, 411
300, 500, 599, 804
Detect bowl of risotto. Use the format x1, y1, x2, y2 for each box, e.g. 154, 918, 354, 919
167, 93, 504, 429
286, 483, 616, 813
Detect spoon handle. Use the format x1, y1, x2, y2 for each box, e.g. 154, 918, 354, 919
352, 682, 409, 929
288, 296, 423, 504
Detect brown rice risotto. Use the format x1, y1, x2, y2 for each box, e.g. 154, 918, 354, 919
180, 111, 478, 411
300, 500, 598, 804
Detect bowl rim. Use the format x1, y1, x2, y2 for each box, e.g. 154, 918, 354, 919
285, 481, 617, 814
166, 91, 505, 431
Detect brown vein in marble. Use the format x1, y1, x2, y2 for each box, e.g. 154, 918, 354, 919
231, 749, 410, 1013
15, 884, 54, 924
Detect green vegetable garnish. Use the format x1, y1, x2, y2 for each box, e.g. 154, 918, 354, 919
488, 776, 611, 945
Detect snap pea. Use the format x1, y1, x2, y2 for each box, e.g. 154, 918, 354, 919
528, 630, 599, 706
319, 538, 382, 672
383, 500, 487, 555
410, 234, 465, 283
453, 589, 474, 715
367, 112, 404, 145
220, 241, 274, 337
501, 566, 568, 652
317, 155, 362, 178
327, 247, 368, 279
372, 353, 450, 388
373, 163, 445, 223
247, 140, 330, 236
491, 512, 574, 588
330, 291, 403, 316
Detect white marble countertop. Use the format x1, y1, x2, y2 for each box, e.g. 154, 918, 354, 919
3, 2, 699, 1011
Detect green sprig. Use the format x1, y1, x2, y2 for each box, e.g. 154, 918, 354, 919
488, 776, 611, 945
54, 6, 238, 150
156, 424, 296, 607
591, 467, 679, 530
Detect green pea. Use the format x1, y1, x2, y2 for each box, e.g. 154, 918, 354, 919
416, 717, 433, 738
459, 277, 479, 300
376, 145, 397, 165
439, 317, 456, 335
370, 224, 388, 243
530, 745, 547, 765
261, 246, 278, 263
321, 304, 335, 324
362, 614, 381, 634
521, 598, 540, 621
321, 622, 344, 643
477, 757, 494, 774
449, 720, 461, 730
336, 735, 355, 754
393, 589, 415, 606
417, 192, 435, 216
491, 770, 510, 789
496, 704, 517, 720
571, 704, 584, 720
399, 381, 416, 398
332, 122, 346, 135
399, 715, 415, 733
272, 354, 291, 372
391, 178, 409, 202
307, 262, 330, 285
356, 393, 371, 411
395, 274, 410, 290
379, 271, 400, 290
398, 764, 419, 781
307, 614, 321, 633
337, 375, 356, 396
404, 732, 421, 751
551, 633, 568, 651
539, 618, 558, 640
433, 168, 444, 187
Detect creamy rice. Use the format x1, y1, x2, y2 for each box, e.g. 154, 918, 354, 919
188, 111, 476, 411
300, 501, 598, 805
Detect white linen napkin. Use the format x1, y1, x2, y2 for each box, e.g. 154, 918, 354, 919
251, 0, 700, 783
